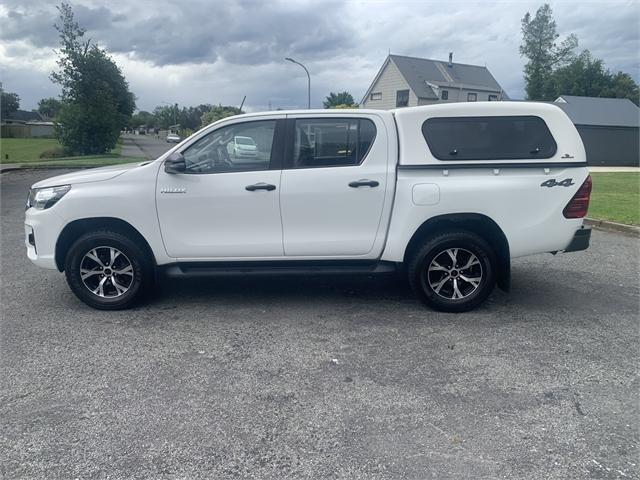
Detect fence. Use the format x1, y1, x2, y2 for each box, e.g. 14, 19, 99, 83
1, 123, 56, 138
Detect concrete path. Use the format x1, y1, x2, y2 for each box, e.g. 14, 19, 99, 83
0, 163, 20, 172
589, 166, 639, 172
120, 134, 174, 160
119, 135, 146, 158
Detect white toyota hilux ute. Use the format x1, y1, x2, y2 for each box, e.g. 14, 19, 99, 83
25, 102, 592, 312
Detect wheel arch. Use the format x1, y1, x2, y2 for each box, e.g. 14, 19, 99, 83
403, 213, 511, 292
55, 217, 156, 272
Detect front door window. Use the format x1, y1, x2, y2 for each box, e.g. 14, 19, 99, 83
182, 120, 277, 174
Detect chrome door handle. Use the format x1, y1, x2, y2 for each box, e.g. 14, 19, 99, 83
245, 182, 276, 191
349, 179, 379, 188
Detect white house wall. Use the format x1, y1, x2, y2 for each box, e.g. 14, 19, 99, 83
362, 60, 418, 110
433, 87, 502, 103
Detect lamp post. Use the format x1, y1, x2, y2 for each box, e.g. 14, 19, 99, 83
285, 57, 310, 109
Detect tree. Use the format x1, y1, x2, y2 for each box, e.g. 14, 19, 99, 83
50, 3, 135, 154
200, 105, 243, 127
182, 104, 214, 130
323, 91, 357, 108
153, 104, 181, 129
546, 50, 640, 105
1, 90, 20, 119
130, 110, 156, 129
37, 97, 62, 119
604, 71, 640, 106
520, 4, 577, 100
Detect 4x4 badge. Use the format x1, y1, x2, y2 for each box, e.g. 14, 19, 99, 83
541, 178, 574, 188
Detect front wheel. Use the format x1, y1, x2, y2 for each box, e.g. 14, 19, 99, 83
408, 230, 496, 312
64, 230, 153, 310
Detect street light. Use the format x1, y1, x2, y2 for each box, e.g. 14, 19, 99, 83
285, 57, 311, 109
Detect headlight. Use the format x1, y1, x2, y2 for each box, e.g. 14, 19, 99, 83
26, 185, 71, 210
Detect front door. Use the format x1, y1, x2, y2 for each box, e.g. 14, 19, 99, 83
156, 118, 285, 259
279, 115, 389, 257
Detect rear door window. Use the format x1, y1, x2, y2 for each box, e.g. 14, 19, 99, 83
291, 118, 376, 168
422, 116, 557, 160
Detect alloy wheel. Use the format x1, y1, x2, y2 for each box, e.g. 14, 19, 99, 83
79, 246, 134, 298
426, 248, 483, 300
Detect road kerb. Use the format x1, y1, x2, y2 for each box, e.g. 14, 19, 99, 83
585, 218, 639, 236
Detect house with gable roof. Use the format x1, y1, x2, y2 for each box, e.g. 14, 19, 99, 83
361, 53, 508, 110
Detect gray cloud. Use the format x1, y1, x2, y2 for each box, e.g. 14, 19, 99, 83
0, 0, 355, 67
0, 0, 638, 112
2, 8, 58, 48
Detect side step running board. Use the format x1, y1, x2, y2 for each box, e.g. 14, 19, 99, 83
162, 260, 398, 278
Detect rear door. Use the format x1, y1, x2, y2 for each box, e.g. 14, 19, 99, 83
279, 114, 389, 257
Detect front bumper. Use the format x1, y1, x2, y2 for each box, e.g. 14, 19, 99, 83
24, 207, 66, 270
235, 150, 257, 157
564, 227, 591, 253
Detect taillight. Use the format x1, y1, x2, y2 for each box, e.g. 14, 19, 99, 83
563, 175, 592, 218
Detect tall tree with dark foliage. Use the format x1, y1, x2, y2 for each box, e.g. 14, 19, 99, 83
520, 4, 577, 100
51, 3, 135, 154
37, 97, 62, 119
548, 51, 639, 105
1, 90, 20, 119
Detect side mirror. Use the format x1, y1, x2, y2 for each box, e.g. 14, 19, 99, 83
164, 152, 186, 174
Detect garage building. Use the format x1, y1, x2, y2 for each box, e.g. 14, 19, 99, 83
553, 95, 639, 167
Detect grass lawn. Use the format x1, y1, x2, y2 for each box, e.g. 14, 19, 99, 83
0, 137, 126, 166
0, 138, 62, 163
589, 172, 639, 225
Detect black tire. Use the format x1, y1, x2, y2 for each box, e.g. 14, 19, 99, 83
407, 230, 496, 312
64, 230, 154, 310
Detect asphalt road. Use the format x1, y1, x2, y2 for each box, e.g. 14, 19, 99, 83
2, 169, 638, 480
121, 133, 175, 160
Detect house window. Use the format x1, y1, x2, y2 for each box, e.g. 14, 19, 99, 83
467, 92, 477, 102
441, 90, 449, 100
396, 89, 410, 107
488, 94, 498, 101
370, 92, 382, 101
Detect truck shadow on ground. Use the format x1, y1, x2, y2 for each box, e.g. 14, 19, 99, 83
144, 265, 622, 317
154, 273, 417, 306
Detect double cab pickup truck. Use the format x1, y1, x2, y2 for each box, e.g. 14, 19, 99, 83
25, 102, 592, 312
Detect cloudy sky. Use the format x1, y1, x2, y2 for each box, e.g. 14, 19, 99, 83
0, 0, 638, 112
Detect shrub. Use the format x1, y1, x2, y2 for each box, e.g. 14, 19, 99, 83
40, 146, 68, 158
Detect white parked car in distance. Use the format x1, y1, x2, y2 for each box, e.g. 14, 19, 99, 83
25, 103, 592, 311
227, 135, 257, 158
166, 132, 181, 143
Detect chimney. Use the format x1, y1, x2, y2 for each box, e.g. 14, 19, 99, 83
448, 52, 453, 67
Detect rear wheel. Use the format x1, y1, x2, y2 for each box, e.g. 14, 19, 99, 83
64, 230, 153, 310
408, 230, 496, 312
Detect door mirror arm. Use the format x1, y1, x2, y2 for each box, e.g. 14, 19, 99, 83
164, 152, 187, 174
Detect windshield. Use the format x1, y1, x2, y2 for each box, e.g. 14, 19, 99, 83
236, 136, 255, 146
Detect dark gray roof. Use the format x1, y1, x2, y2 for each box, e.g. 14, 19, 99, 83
389, 54, 506, 99
554, 95, 639, 128
5, 110, 43, 122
